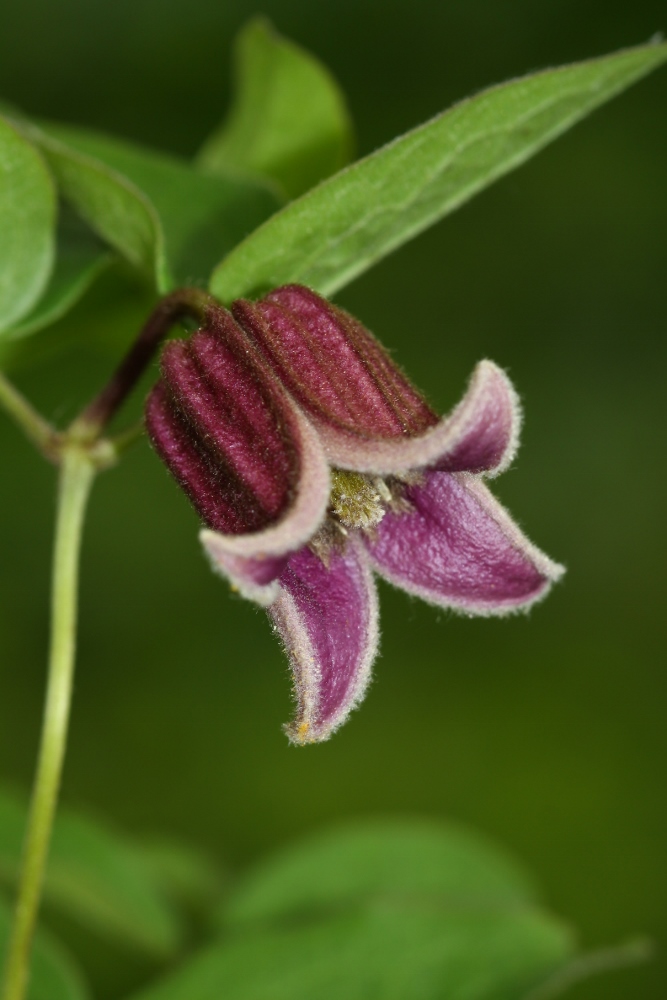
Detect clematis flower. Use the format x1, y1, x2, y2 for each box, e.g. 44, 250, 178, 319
145, 285, 563, 744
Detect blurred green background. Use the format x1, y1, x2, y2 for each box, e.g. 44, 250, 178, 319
1, 0, 666, 998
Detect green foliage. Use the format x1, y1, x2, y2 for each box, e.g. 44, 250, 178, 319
4, 211, 113, 342
222, 819, 538, 927
2, 37, 664, 366
14, 121, 161, 286
0, 265, 156, 372
0, 789, 182, 956
137, 837, 223, 915
0, 894, 89, 1000
128, 908, 572, 1000
197, 18, 353, 201
0, 115, 56, 333
209, 40, 667, 302
30, 124, 280, 293
0, 20, 665, 999
126, 821, 577, 1000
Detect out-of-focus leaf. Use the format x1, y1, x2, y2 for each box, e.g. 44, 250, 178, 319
4, 211, 113, 342
524, 939, 652, 999
209, 40, 667, 302
0, 893, 90, 1000
0, 264, 156, 372
126, 907, 573, 1000
0, 100, 24, 118
128, 820, 643, 999
221, 819, 538, 928
29, 123, 278, 291
0, 115, 56, 331
0, 790, 181, 956
138, 837, 223, 914
11, 120, 163, 285
197, 17, 353, 200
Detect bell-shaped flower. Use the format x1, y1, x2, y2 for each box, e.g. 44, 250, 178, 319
146, 285, 563, 744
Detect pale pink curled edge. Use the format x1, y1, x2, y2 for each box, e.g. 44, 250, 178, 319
314, 360, 522, 476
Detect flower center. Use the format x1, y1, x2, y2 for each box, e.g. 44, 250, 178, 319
309, 471, 414, 564
329, 470, 386, 530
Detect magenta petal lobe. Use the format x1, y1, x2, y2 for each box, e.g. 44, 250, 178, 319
198, 550, 289, 606
364, 470, 564, 615
316, 361, 521, 476
268, 540, 379, 744
434, 361, 521, 477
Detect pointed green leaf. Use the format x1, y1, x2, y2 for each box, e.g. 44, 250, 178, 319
3, 211, 113, 342
0, 115, 56, 331
0, 790, 181, 956
43, 126, 280, 290
221, 819, 538, 928
197, 18, 353, 200
127, 908, 572, 1000
210, 40, 667, 302
0, 893, 90, 1000
16, 121, 278, 292
21, 121, 163, 283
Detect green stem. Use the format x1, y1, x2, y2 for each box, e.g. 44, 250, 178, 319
1, 447, 95, 1000
0, 372, 60, 461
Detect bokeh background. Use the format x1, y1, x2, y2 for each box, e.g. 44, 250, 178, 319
1, 0, 666, 997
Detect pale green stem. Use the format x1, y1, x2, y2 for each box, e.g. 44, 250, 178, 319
0, 372, 59, 461
1, 447, 95, 1000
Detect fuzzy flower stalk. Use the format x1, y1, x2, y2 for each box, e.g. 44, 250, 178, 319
145, 285, 563, 743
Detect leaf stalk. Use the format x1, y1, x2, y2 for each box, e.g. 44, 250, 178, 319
0, 372, 61, 462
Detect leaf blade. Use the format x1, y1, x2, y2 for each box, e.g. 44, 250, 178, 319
209, 40, 667, 302
126, 907, 573, 1000
0, 116, 56, 331
197, 17, 353, 200
221, 819, 538, 928
43, 125, 280, 291
24, 122, 165, 286
0, 789, 181, 956
3, 212, 113, 342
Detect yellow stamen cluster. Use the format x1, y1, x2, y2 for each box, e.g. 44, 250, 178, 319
329, 470, 386, 529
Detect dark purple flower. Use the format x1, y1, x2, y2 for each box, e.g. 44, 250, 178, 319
146, 285, 563, 744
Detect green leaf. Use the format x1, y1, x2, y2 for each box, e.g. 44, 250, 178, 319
18, 121, 279, 292
126, 907, 572, 1000
209, 40, 667, 302
3, 210, 113, 342
0, 115, 56, 331
0, 892, 90, 1000
0, 789, 181, 956
197, 18, 353, 201
138, 837, 223, 914
523, 940, 652, 999
126, 821, 646, 1000
221, 819, 538, 928
15, 120, 162, 284
0, 264, 156, 373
